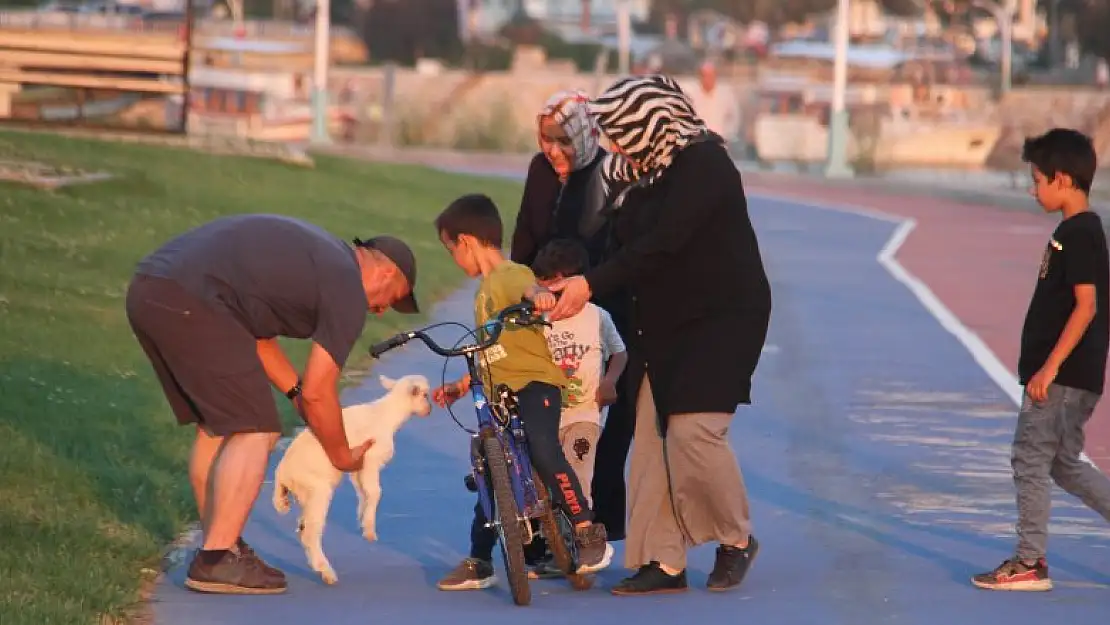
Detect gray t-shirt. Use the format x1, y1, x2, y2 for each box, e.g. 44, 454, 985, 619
136, 214, 368, 367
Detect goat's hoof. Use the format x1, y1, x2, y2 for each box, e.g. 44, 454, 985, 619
362, 528, 378, 543
321, 569, 339, 585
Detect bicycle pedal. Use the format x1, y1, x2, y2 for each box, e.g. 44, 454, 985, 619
464, 474, 478, 492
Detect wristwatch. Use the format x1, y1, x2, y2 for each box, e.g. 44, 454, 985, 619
285, 380, 302, 400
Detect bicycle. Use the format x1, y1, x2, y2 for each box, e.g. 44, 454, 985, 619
368, 300, 594, 606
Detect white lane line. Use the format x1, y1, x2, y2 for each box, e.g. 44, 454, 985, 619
748, 190, 1097, 468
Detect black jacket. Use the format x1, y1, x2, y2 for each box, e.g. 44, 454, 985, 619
584, 140, 772, 433
510, 151, 608, 268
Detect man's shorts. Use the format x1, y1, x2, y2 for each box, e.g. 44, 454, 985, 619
559, 421, 601, 507
125, 274, 282, 437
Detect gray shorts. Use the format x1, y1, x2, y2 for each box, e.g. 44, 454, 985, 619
125, 274, 282, 437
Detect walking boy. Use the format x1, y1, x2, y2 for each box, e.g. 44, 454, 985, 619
972, 128, 1110, 591
528, 238, 628, 578
431, 194, 611, 591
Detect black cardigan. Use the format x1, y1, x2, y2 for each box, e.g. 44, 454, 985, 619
509, 151, 608, 268
584, 140, 772, 433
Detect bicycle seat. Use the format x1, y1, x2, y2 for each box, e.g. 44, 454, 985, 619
490, 384, 519, 426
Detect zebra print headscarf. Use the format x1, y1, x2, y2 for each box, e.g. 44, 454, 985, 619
590, 74, 711, 193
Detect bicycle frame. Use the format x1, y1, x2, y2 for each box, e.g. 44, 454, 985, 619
367, 302, 552, 528
367, 301, 594, 603
462, 349, 546, 528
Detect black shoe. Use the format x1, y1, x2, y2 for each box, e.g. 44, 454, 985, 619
611, 562, 688, 595
707, 536, 759, 592
464, 473, 478, 492
523, 532, 549, 567
185, 549, 287, 595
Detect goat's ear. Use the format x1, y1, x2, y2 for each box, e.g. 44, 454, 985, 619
379, 375, 396, 390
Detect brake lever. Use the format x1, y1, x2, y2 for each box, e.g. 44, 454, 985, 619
507, 315, 551, 329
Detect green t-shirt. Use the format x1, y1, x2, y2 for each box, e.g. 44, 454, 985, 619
474, 261, 567, 393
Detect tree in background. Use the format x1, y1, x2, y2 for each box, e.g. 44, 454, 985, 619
923, 0, 1109, 63
354, 0, 462, 65
1071, 0, 1110, 62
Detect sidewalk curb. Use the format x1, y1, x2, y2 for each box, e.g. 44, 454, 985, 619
309, 143, 1110, 221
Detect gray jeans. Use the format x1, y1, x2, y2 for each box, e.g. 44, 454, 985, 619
1013, 383, 1110, 560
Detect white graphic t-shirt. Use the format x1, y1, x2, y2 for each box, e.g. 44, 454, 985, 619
544, 303, 626, 427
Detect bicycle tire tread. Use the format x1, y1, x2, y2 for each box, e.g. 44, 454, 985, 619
483, 433, 531, 606
534, 469, 593, 591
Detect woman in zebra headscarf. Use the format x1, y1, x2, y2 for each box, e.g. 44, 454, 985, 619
543, 74, 773, 596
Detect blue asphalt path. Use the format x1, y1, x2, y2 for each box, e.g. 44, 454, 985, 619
154, 196, 1110, 624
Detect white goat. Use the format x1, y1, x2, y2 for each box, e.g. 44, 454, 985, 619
272, 374, 432, 584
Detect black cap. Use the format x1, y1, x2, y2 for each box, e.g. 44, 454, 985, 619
353, 235, 420, 314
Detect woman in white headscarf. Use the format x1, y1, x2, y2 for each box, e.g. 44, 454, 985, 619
543, 75, 772, 596
437, 89, 633, 592
508, 90, 637, 549
509, 89, 609, 268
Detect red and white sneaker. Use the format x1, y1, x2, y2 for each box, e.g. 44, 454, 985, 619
971, 557, 1053, 591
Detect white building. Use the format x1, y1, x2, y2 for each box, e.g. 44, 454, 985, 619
460, 0, 651, 39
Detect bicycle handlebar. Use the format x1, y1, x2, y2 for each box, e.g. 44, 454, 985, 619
368, 300, 548, 359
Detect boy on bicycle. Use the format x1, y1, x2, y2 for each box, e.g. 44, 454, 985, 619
431, 194, 612, 591
527, 238, 628, 578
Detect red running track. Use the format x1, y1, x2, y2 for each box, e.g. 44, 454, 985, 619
746, 177, 1110, 471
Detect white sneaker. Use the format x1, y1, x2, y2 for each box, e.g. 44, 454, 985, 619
577, 543, 614, 574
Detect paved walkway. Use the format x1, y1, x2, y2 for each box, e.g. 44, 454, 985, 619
743, 180, 1110, 469
153, 189, 1110, 624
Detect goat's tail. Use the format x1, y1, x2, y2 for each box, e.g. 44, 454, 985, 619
272, 469, 292, 515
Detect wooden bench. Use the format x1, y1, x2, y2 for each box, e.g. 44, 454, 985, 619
0, 27, 189, 125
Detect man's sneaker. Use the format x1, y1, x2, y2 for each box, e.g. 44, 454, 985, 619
611, 562, 689, 596
707, 536, 759, 591
237, 538, 284, 580
574, 523, 612, 573
971, 558, 1053, 591
437, 558, 496, 591
184, 549, 287, 595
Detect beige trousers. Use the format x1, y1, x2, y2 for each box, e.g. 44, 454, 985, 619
559, 421, 600, 508
624, 375, 752, 570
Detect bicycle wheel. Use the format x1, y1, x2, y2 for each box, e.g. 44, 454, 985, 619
483, 432, 531, 606
534, 469, 593, 591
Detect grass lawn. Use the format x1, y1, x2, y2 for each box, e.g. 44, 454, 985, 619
0, 130, 523, 625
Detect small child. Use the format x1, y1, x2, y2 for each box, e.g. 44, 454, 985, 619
972, 128, 1110, 591
431, 194, 611, 592
527, 238, 628, 578
534, 238, 628, 508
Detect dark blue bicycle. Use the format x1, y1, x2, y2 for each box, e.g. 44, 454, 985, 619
369, 300, 592, 606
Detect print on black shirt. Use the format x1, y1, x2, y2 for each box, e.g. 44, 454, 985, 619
1018, 211, 1110, 395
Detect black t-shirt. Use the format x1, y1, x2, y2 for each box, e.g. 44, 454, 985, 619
1018, 211, 1110, 394
136, 214, 369, 367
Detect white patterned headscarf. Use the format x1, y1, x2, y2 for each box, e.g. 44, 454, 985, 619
537, 89, 601, 183
589, 74, 711, 190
